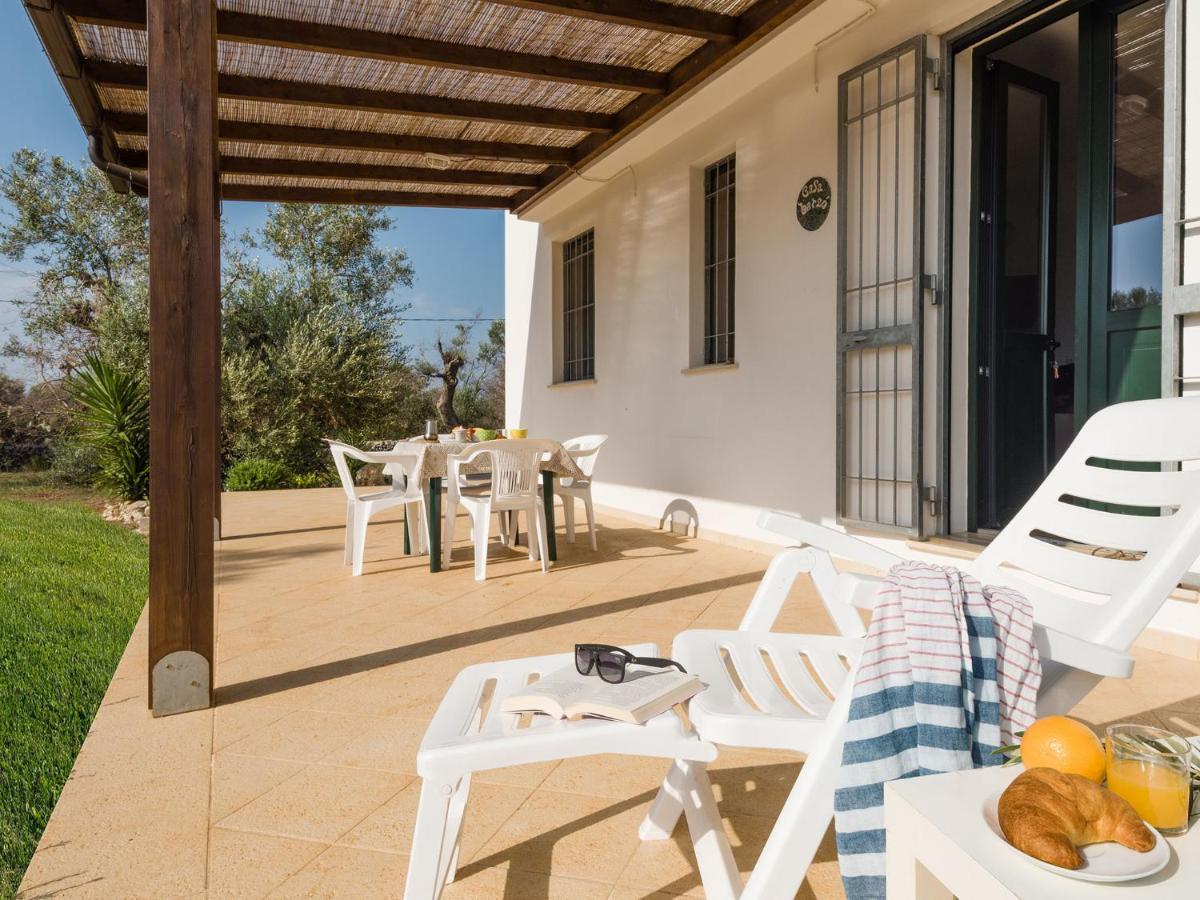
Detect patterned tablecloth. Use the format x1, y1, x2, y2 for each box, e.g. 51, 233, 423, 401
364, 438, 585, 483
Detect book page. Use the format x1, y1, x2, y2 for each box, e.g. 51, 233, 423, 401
499, 664, 701, 722
575, 668, 694, 714
498, 665, 599, 715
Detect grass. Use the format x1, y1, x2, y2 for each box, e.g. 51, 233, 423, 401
0, 484, 147, 897
0, 470, 102, 506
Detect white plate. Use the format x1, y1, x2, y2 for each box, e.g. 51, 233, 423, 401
982, 789, 1171, 883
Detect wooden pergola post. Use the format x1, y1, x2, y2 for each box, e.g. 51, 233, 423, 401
147, 0, 219, 715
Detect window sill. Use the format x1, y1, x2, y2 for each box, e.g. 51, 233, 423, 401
681, 362, 739, 376
547, 378, 597, 389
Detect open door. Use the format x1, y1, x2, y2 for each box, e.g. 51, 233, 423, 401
1079, 0, 1165, 416
976, 60, 1060, 528
966, 0, 1165, 533
837, 37, 930, 535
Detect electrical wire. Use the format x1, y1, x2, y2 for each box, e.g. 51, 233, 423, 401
568, 163, 638, 196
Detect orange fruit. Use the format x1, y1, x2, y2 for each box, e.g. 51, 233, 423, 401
1020, 716, 1106, 783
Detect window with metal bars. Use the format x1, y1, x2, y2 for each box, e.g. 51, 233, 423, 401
703, 154, 736, 365
561, 228, 595, 382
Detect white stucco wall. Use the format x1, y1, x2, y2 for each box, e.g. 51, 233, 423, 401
506, 0, 993, 545
508, 66, 843, 541
505, 0, 1200, 644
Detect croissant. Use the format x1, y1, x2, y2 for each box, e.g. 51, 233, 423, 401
998, 767, 1155, 869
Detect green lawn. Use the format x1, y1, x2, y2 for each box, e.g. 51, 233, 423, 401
0, 483, 147, 897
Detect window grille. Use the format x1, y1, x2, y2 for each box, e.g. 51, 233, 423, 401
704, 155, 736, 364
562, 229, 595, 382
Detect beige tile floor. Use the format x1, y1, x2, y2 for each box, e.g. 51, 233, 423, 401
17, 488, 1200, 899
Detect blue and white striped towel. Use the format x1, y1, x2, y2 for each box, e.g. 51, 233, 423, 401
834, 562, 1041, 899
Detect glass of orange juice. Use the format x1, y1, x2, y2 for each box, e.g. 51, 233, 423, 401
1105, 724, 1192, 835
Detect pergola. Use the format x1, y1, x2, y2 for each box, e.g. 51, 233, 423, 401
24, 0, 816, 715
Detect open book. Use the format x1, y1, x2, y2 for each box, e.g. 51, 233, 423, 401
500, 664, 704, 725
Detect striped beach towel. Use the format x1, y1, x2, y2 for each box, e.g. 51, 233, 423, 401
834, 562, 1041, 899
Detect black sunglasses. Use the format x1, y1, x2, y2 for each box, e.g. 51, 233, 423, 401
575, 643, 687, 684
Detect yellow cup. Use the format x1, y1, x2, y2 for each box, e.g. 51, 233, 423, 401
509, 428, 528, 439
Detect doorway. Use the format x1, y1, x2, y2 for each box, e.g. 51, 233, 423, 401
968, 0, 1165, 532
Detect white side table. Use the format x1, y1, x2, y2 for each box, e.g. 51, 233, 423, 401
885, 760, 1200, 899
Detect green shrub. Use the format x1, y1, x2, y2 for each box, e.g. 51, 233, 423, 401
225, 458, 293, 492
48, 437, 101, 486
291, 471, 331, 489
64, 354, 149, 501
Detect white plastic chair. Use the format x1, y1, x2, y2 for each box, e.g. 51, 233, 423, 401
547, 434, 607, 551
639, 396, 1200, 900
327, 440, 427, 577
442, 439, 556, 581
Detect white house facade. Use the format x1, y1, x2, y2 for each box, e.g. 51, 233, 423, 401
505, 0, 1200, 650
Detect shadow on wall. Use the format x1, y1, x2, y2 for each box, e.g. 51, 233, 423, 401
660, 498, 699, 538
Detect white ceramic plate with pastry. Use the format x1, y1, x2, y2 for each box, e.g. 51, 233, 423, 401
983, 790, 1170, 882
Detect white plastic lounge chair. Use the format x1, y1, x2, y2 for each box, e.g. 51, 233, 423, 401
442, 438, 556, 580
639, 396, 1200, 900
328, 440, 427, 576
549, 434, 608, 550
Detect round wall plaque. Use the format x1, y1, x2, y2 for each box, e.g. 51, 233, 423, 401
796, 176, 831, 232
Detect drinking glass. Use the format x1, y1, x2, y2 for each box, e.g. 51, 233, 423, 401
1105, 723, 1192, 835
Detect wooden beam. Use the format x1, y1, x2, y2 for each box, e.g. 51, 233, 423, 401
86, 59, 615, 134
61, 0, 667, 93
108, 111, 572, 164
483, 0, 737, 41
119, 150, 542, 189
221, 183, 514, 208
21, 1, 129, 192
146, 0, 218, 715
518, 0, 822, 213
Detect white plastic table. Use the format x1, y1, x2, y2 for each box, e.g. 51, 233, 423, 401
884, 757, 1200, 899
363, 438, 584, 573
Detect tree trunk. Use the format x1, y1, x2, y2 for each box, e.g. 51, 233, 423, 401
432, 338, 466, 428
436, 377, 458, 428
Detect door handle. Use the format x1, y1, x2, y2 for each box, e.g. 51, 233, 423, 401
1046, 336, 1061, 379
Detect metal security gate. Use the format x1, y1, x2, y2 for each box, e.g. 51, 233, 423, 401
837, 37, 928, 535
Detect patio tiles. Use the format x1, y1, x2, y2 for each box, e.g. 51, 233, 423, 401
339, 780, 532, 862
539, 754, 676, 800
215, 763, 414, 844
19, 763, 211, 899
210, 753, 308, 821
267, 845, 412, 898
17, 486, 1200, 899
219, 708, 388, 763
469, 788, 651, 883
317, 716, 428, 773
206, 829, 326, 900
441, 867, 615, 899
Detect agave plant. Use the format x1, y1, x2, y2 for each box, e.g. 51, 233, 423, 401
66, 352, 150, 501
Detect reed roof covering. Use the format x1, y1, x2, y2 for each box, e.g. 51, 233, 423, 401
26, 0, 817, 212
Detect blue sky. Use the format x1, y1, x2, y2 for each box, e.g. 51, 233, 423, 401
0, 5, 504, 383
